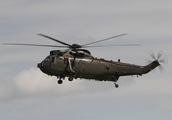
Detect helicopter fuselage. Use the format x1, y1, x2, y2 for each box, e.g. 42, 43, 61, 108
37, 49, 159, 87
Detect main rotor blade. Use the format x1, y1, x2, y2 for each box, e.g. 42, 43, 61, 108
38, 34, 72, 47
82, 44, 140, 48
81, 33, 127, 47
3, 43, 67, 48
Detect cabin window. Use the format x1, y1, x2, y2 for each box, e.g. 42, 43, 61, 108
78, 54, 85, 58
51, 57, 55, 62
59, 57, 64, 60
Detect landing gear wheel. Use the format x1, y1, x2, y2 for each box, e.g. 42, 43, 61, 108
115, 83, 119, 88
68, 77, 73, 81
57, 80, 63, 84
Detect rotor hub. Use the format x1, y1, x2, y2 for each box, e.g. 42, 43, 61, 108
71, 44, 82, 49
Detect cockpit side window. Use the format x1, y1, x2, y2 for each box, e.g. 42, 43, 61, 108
44, 56, 50, 61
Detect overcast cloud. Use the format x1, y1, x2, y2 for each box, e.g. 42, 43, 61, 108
1, 0, 172, 120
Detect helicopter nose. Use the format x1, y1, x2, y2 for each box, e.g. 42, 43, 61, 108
37, 62, 42, 68
37, 61, 51, 75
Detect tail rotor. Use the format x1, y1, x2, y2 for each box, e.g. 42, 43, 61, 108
146, 50, 168, 72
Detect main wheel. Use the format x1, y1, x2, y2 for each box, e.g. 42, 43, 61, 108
57, 80, 63, 84
115, 83, 119, 88
68, 77, 73, 81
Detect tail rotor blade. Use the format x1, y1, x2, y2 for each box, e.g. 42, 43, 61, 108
157, 52, 163, 60
145, 59, 153, 64
159, 65, 164, 72
159, 59, 167, 64
150, 52, 156, 60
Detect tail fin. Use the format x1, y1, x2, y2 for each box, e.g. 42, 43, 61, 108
142, 60, 160, 74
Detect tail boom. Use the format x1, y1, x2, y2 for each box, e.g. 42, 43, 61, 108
141, 60, 160, 74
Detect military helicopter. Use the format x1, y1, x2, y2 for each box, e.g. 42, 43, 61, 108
4, 34, 166, 88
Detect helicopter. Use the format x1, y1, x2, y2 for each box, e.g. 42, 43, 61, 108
4, 34, 166, 88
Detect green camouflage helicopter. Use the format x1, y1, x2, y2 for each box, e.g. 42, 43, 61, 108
4, 34, 166, 88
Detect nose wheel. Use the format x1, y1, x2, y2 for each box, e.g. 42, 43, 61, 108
57, 79, 63, 84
